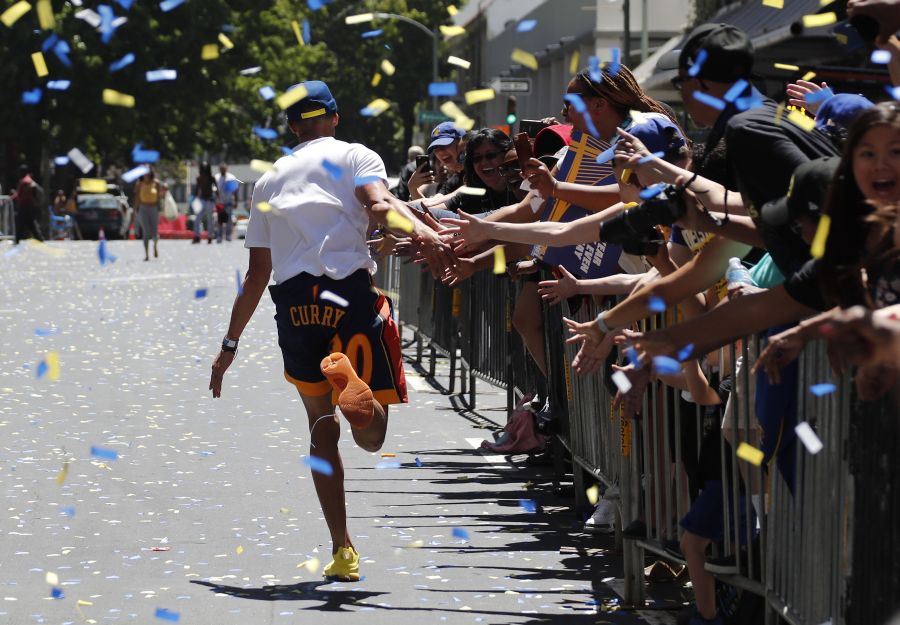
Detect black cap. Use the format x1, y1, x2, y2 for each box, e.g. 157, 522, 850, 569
760, 157, 839, 227
659, 23, 754, 83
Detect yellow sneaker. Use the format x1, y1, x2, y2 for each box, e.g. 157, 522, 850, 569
323, 546, 360, 582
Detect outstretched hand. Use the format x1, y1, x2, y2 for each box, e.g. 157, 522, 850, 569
440, 210, 490, 254
785, 80, 829, 113
537, 265, 578, 304
522, 158, 556, 199
565, 317, 616, 375
209, 350, 235, 398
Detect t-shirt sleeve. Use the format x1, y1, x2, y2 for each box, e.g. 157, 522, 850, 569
244, 175, 271, 249
349, 144, 388, 185
783, 258, 828, 311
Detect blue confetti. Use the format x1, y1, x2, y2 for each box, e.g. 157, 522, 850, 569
132, 144, 160, 164
588, 55, 602, 83
42, 33, 59, 53
98, 4, 116, 44
688, 48, 707, 77
90, 446, 119, 461
563, 94, 600, 138
34, 327, 60, 337
361, 29, 383, 38
647, 296, 666, 313
303, 455, 334, 476
609, 47, 621, 76
693, 91, 725, 111
871, 49, 892, 64
159, 0, 184, 11
253, 127, 278, 140
54, 156, 70, 166
115, 0, 133, 9
60, 506, 75, 517
146, 69, 177, 82
516, 19, 537, 32
677, 343, 695, 361
804, 87, 834, 106
519, 499, 537, 513
322, 159, 344, 180
258, 85, 276, 100
194, 288, 207, 299
122, 165, 150, 184
639, 183, 667, 200
36, 360, 48, 379
637, 151, 665, 164
302, 18, 311, 44
224, 179, 240, 194
452, 527, 470, 540
51, 588, 64, 599
723, 79, 749, 103
428, 82, 458, 97
97, 239, 117, 265
53, 40, 72, 66
653, 355, 681, 375
595, 145, 616, 165
47, 80, 72, 91
625, 346, 641, 368
414, 457, 422, 467
154, 608, 180, 622
735, 94, 764, 111
281, 146, 294, 156
887, 85, 900, 101
109, 53, 135, 72
22, 88, 42, 105
375, 459, 401, 469
354, 175, 382, 187
235, 269, 243, 295
307, 0, 329, 9
809, 382, 836, 397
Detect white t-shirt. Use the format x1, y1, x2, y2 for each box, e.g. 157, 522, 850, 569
244, 136, 387, 284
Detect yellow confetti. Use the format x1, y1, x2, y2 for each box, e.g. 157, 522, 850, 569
492, 246, 506, 274
256, 201, 272, 212
464, 88, 495, 105
458, 186, 486, 196
56, 461, 69, 486
36, 0, 53, 29
439, 25, 465, 38
236, 545, 244, 555
774, 102, 786, 125
275, 84, 308, 110
787, 109, 816, 132
291, 20, 304, 46
31, 51, 48, 77
279, 507, 290, 513
250, 159, 274, 173
409, 540, 425, 548
364, 98, 390, 117
810, 213, 830, 259
447, 55, 471, 69
26, 240, 65, 257
371, 72, 382, 87
46, 572, 58, 586
201, 44, 219, 60
586, 485, 600, 505
622, 201, 638, 209
298, 557, 320, 572
0, 1, 30, 27
762, 0, 783, 7
380, 453, 396, 458
46, 351, 59, 381
511, 48, 538, 71
834, 32, 848, 45
218, 32, 234, 49
441, 101, 465, 119
802, 12, 836, 28
773, 62, 800, 71
801, 71, 816, 81
569, 51, 580, 75
77, 600, 93, 606
102, 89, 135, 108
447, 4, 458, 15
380, 59, 395, 76
736, 442, 764, 466
79, 178, 108, 193
620, 168, 632, 184
386, 209, 413, 233
455, 116, 475, 131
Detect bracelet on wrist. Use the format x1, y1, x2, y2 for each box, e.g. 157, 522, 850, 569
595, 312, 612, 334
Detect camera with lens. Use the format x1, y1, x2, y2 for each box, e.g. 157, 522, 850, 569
600, 184, 688, 254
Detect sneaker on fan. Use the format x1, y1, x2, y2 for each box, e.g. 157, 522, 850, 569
584, 492, 617, 534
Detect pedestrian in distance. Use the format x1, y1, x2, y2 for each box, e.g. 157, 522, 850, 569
133, 168, 167, 261
215, 163, 239, 243
11, 164, 44, 244
192, 161, 217, 244
208, 80, 453, 582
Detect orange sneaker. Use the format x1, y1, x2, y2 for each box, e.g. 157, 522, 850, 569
320, 353, 375, 429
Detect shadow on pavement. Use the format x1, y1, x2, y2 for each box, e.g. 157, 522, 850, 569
189, 579, 387, 610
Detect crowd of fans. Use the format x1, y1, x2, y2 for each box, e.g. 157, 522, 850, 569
372, 9, 900, 625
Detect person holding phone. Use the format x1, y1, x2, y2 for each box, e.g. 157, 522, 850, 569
395, 145, 424, 201
409, 122, 465, 200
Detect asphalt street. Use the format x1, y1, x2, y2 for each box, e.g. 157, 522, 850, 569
0, 239, 681, 625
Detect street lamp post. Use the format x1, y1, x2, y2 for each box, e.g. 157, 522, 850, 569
345, 12, 439, 111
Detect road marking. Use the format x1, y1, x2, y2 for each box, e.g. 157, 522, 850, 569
406, 374, 430, 393
465, 437, 508, 466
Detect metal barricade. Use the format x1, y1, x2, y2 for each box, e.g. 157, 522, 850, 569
0, 196, 15, 241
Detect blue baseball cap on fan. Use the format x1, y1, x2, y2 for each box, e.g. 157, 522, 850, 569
427, 121, 465, 152
285, 80, 338, 122
625, 113, 687, 161
815, 93, 873, 131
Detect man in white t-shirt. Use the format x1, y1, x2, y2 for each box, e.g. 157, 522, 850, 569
208, 80, 452, 583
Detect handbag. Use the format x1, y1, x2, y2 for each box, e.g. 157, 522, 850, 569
163, 191, 177, 220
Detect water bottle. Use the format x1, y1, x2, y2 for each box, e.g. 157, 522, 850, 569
725, 257, 755, 289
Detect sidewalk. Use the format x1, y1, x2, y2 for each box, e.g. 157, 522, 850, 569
0, 240, 681, 625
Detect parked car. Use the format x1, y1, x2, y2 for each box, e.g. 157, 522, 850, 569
73, 193, 124, 240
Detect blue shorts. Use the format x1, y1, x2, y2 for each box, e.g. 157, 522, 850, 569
268, 270, 408, 406
755, 325, 798, 492
681, 480, 756, 544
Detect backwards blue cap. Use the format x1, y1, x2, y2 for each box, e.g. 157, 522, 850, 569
815, 93, 874, 131
285, 80, 338, 122
625, 113, 687, 160
427, 121, 465, 152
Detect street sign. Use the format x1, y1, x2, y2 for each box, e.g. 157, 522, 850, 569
418, 110, 451, 124
496, 78, 531, 94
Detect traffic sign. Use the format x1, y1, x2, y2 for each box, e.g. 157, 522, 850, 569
497, 78, 531, 94
418, 110, 451, 124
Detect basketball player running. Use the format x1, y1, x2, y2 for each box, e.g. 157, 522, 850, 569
208, 80, 452, 581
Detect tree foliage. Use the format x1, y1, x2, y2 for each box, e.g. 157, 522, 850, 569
0, 0, 462, 189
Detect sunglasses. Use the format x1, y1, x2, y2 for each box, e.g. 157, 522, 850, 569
470, 150, 504, 164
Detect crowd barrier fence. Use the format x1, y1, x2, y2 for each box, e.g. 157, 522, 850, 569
0, 196, 15, 241
388, 255, 898, 625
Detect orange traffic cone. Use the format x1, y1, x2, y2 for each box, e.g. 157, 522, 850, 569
128, 223, 136, 240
